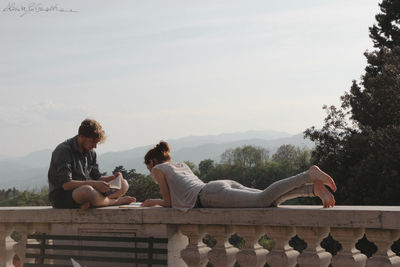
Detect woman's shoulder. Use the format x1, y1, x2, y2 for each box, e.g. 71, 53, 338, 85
153, 161, 170, 168
153, 161, 187, 171
152, 161, 172, 171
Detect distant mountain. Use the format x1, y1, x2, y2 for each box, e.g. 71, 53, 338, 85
0, 149, 52, 191
0, 130, 313, 190
0, 149, 52, 168
165, 130, 292, 149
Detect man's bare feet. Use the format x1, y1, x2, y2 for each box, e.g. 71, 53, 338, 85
80, 201, 91, 210
308, 165, 337, 192
313, 182, 335, 208
116, 196, 137, 206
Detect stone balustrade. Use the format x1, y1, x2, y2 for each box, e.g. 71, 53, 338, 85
1, 205, 400, 266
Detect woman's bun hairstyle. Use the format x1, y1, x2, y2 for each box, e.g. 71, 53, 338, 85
156, 141, 170, 153
144, 141, 171, 165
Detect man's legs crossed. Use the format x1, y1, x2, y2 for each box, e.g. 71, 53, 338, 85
72, 185, 135, 209
50, 189, 80, 209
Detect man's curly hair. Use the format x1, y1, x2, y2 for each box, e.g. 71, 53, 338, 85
78, 119, 106, 143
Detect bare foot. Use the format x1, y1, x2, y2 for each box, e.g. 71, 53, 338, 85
313, 182, 335, 208
80, 201, 91, 210
308, 165, 337, 192
116, 196, 137, 206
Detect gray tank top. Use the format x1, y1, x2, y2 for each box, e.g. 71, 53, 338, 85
152, 161, 205, 212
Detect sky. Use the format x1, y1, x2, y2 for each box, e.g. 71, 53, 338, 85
0, 0, 381, 158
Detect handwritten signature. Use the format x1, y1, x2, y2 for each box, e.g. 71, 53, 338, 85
2, 2, 79, 17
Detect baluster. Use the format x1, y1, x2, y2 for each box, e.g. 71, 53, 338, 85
296, 227, 332, 267
331, 227, 367, 267
265, 226, 299, 267
13, 224, 29, 266
207, 225, 239, 267
180, 225, 211, 267
14, 223, 51, 266
365, 229, 400, 267
0, 224, 13, 267
235, 226, 268, 267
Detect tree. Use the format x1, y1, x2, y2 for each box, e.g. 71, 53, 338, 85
198, 159, 215, 182
272, 144, 299, 164
369, 0, 400, 49
271, 145, 311, 178
305, 0, 400, 205
0, 187, 49, 206
221, 145, 269, 168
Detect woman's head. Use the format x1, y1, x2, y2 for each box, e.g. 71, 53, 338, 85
144, 141, 171, 170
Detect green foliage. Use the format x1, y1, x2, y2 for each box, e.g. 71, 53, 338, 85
258, 235, 275, 251
272, 145, 311, 177
198, 159, 215, 182
0, 187, 50, 206
369, 0, 400, 49
221, 145, 269, 167
10, 231, 22, 242
305, 0, 400, 205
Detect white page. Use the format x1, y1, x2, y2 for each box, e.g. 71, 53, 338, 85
109, 174, 122, 189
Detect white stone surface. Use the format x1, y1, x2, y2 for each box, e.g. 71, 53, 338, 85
1, 206, 400, 229
1, 205, 400, 267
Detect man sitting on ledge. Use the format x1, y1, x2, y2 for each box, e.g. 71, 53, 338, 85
48, 118, 136, 210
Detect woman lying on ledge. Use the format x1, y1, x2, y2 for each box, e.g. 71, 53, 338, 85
142, 141, 337, 211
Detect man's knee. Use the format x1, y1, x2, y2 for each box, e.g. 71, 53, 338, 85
121, 178, 129, 192
72, 185, 97, 201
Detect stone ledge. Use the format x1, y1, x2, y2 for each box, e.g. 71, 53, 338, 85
1, 205, 400, 229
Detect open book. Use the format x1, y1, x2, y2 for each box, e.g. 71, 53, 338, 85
119, 202, 142, 208
109, 174, 122, 189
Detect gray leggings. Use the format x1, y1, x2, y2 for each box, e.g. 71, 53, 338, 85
198, 171, 314, 208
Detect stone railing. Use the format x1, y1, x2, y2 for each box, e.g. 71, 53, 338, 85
1, 205, 400, 267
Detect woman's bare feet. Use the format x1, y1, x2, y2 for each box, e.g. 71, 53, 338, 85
308, 165, 337, 192
313, 182, 335, 208
116, 196, 137, 206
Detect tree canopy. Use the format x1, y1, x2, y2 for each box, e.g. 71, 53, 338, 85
305, 0, 400, 205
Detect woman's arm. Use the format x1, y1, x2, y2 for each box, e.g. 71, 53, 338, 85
142, 168, 172, 207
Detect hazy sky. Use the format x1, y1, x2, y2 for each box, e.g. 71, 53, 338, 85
0, 0, 380, 158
